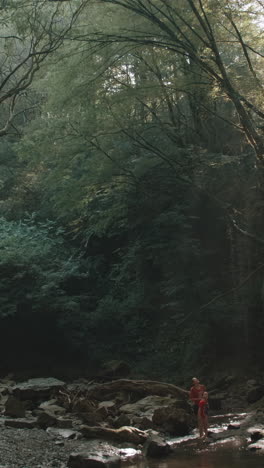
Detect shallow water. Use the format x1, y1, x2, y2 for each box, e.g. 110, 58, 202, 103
126, 412, 264, 468
142, 451, 264, 468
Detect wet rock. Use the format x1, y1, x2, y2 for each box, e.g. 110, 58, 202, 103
4, 395, 25, 418
13, 378, 65, 401
68, 453, 121, 468
143, 435, 171, 457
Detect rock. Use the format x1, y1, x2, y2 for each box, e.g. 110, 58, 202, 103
152, 406, 193, 436
4, 395, 25, 418
55, 440, 65, 446
113, 414, 131, 428
247, 386, 264, 403
248, 439, 264, 452
98, 401, 116, 411
39, 400, 66, 416
13, 378, 65, 401
56, 417, 73, 428
4, 418, 36, 429
143, 435, 171, 457
68, 453, 121, 468
227, 423, 240, 430
81, 411, 102, 426
46, 427, 78, 439
118, 447, 143, 464
132, 416, 153, 430
247, 425, 264, 442
95, 406, 108, 420
119, 395, 178, 418
37, 411, 57, 429
247, 379, 257, 387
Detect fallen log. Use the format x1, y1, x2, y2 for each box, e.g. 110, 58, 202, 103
81, 424, 147, 444
86, 379, 188, 401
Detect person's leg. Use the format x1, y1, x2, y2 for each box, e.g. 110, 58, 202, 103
203, 416, 208, 438
198, 415, 204, 438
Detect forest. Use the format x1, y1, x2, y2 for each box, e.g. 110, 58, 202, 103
0, 0, 263, 383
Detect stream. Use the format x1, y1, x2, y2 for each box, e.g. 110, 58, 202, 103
126, 412, 264, 468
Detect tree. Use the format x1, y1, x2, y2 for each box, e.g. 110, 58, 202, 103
83, 1, 264, 168
0, 0, 87, 137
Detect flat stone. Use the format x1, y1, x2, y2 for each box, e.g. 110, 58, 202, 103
13, 378, 65, 400
4, 418, 36, 429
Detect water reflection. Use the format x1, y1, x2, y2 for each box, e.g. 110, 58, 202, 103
143, 451, 264, 468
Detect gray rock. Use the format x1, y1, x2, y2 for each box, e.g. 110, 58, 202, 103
13, 378, 65, 401
46, 427, 78, 439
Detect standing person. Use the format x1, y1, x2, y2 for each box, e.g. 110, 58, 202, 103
198, 391, 209, 439
189, 377, 206, 416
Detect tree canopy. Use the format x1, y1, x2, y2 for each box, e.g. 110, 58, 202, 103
0, 0, 263, 378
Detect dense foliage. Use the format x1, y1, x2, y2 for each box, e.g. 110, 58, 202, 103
0, 0, 263, 379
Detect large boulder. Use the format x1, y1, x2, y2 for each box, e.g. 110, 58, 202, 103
12, 377, 65, 401
152, 406, 193, 435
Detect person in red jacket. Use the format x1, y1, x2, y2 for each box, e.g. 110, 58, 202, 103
189, 377, 206, 416
198, 391, 209, 439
